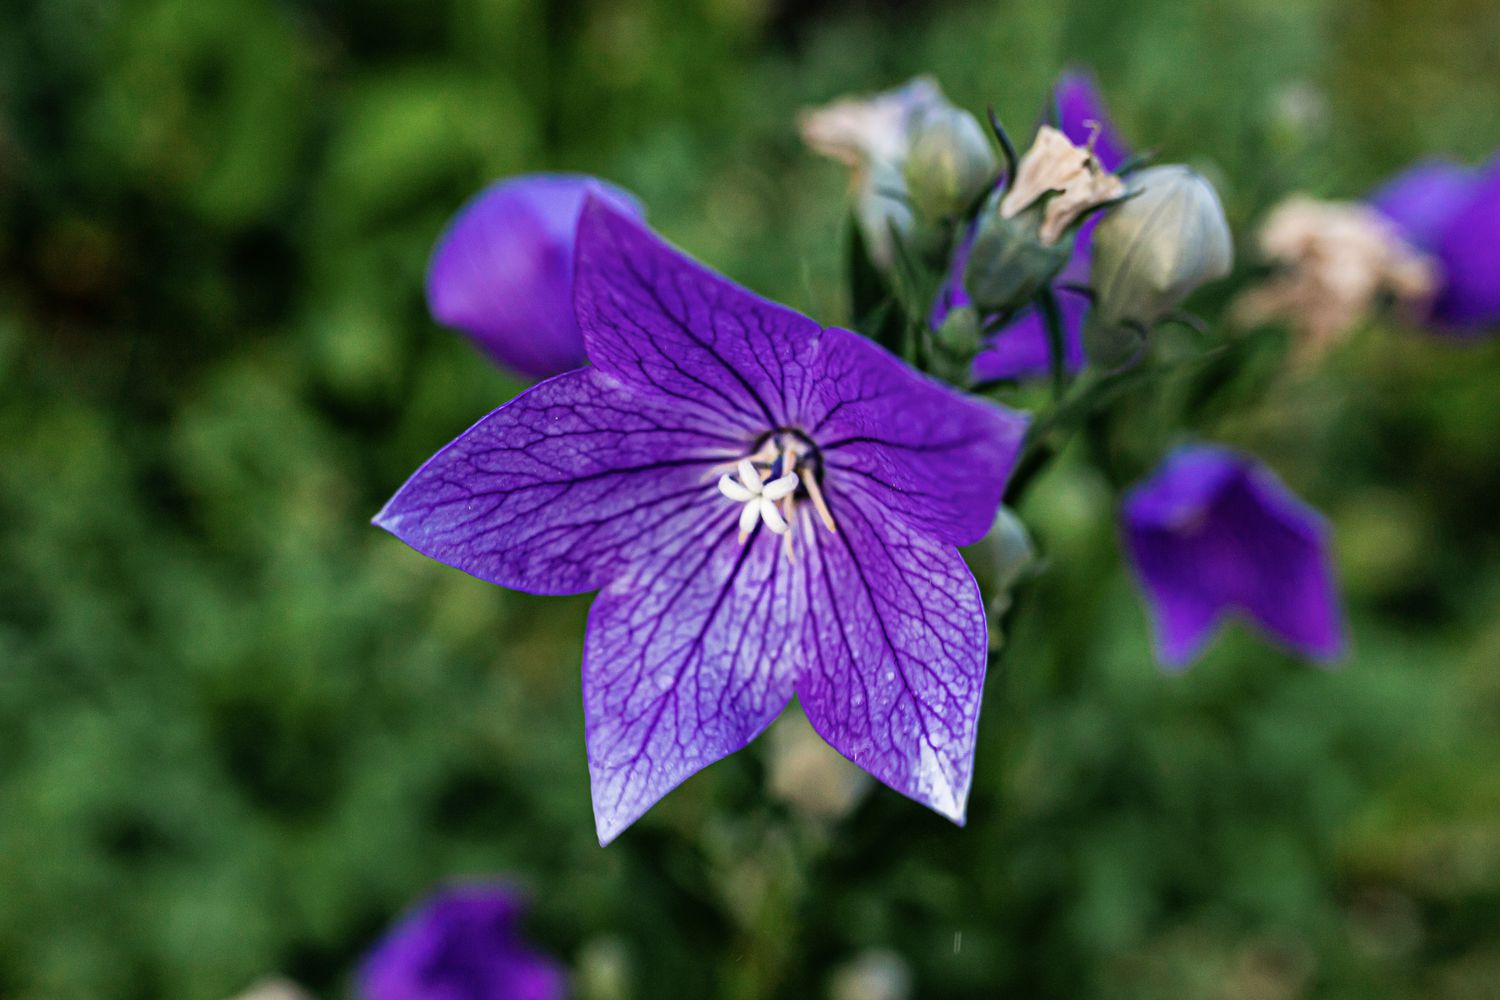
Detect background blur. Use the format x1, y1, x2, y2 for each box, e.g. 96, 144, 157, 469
4, 0, 1500, 997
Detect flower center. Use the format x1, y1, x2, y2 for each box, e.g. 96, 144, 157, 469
715, 430, 838, 560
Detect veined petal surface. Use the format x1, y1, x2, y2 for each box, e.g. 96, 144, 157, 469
810, 327, 1027, 546
793, 498, 988, 824
584, 518, 801, 844
374, 368, 745, 595
574, 198, 822, 433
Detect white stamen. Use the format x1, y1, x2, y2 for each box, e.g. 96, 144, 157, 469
717, 437, 836, 551
802, 470, 838, 533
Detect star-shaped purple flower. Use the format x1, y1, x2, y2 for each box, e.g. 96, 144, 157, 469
377, 200, 1028, 842
931, 69, 1128, 380
358, 883, 564, 1000
1121, 445, 1346, 669
427, 174, 643, 379
1369, 152, 1500, 333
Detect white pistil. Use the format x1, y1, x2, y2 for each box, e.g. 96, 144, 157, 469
718, 464, 799, 543
714, 436, 840, 555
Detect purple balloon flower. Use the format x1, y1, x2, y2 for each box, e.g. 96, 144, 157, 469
1369, 153, 1500, 332
378, 200, 1029, 843
358, 884, 564, 1000
1121, 446, 1346, 670
932, 69, 1129, 379
427, 174, 643, 380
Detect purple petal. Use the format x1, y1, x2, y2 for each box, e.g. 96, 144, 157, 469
809, 327, 1028, 546
1368, 159, 1478, 252
1429, 156, 1500, 330
971, 284, 1090, 382
374, 368, 745, 596
928, 225, 977, 331
794, 498, 988, 824
573, 197, 822, 432
1122, 446, 1345, 669
1053, 68, 1129, 172
358, 883, 565, 1000
584, 516, 800, 844
427, 174, 642, 380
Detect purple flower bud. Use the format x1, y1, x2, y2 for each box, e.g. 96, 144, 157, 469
1122, 446, 1346, 669
427, 174, 643, 380
358, 884, 565, 1000
1370, 153, 1500, 333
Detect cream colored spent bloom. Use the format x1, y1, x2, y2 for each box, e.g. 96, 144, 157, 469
799, 77, 948, 269
1000, 125, 1125, 244
798, 76, 945, 172
1234, 195, 1437, 360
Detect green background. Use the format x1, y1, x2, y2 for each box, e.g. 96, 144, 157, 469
3, 0, 1500, 997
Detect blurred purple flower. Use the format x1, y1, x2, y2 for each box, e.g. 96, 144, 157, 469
427, 174, 643, 380
1370, 154, 1500, 332
377, 200, 1028, 842
931, 69, 1128, 379
1122, 445, 1345, 669
359, 884, 564, 1000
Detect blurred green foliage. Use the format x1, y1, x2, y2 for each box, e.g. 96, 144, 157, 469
3, 0, 1500, 998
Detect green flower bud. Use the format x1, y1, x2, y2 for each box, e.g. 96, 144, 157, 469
933, 304, 981, 356
903, 108, 997, 222
962, 188, 1075, 314
961, 507, 1036, 651
1091, 165, 1233, 327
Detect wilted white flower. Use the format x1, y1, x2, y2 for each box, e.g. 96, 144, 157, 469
1091, 164, 1234, 326
999, 125, 1124, 245
800, 77, 951, 268
1233, 195, 1437, 361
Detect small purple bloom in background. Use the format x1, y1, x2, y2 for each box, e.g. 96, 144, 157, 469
378, 200, 1028, 842
931, 69, 1127, 380
359, 883, 564, 1000
427, 174, 642, 380
1122, 445, 1345, 669
1370, 153, 1500, 332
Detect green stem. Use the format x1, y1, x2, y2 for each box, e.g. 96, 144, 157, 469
1035, 286, 1068, 401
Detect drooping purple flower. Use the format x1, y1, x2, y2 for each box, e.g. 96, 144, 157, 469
1370, 153, 1500, 332
931, 69, 1128, 379
1121, 445, 1345, 669
377, 200, 1029, 843
358, 883, 564, 1000
426, 174, 643, 379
